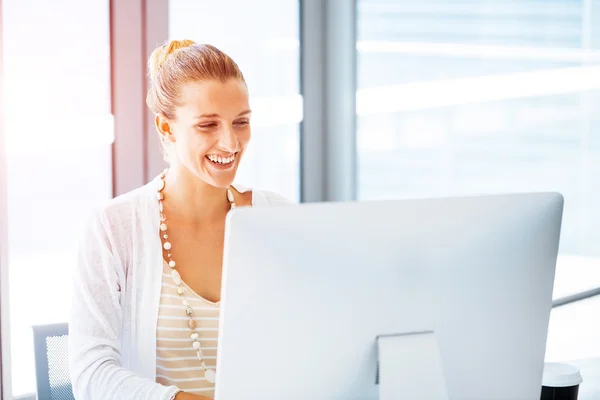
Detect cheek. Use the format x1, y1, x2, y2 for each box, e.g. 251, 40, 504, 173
181, 131, 212, 151
174, 134, 208, 164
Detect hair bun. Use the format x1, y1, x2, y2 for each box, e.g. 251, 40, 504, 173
148, 39, 196, 80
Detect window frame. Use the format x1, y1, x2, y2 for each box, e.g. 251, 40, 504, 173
300, 0, 358, 202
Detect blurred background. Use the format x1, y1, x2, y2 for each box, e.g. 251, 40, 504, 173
1, 0, 599, 399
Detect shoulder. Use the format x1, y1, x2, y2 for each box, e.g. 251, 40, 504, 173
232, 183, 296, 207
103, 183, 152, 222
254, 190, 296, 206
83, 180, 155, 242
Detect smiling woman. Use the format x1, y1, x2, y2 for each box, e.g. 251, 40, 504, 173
67, 39, 293, 400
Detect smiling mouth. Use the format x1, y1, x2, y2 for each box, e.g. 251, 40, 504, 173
206, 153, 236, 166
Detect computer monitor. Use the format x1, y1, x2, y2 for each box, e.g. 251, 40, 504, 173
215, 192, 563, 399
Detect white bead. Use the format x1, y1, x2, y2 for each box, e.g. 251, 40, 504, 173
163, 242, 172, 250
205, 369, 216, 383
227, 189, 234, 203
159, 202, 163, 212
193, 341, 201, 349
157, 192, 163, 200
171, 270, 181, 285
182, 299, 189, 306
169, 260, 176, 268
160, 223, 167, 231
191, 333, 199, 340
177, 287, 184, 295
157, 179, 165, 191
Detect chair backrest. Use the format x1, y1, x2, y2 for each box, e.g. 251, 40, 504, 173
32, 323, 74, 400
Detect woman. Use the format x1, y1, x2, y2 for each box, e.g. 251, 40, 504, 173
68, 40, 292, 400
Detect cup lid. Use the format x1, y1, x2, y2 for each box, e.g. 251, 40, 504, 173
542, 362, 582, 387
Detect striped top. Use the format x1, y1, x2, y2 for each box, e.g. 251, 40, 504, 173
156, 260, 220, 398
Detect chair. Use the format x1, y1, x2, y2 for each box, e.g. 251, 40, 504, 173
32, 323, 74, 400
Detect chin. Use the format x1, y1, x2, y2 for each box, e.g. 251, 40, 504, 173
208, 176, 236, 189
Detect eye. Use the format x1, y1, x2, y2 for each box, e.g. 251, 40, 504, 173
197, 122, 218, 130
234, 120, 249, 127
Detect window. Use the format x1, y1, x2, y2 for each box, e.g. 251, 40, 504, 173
2, 0, 112, 396
357, 0, 600, 362
168, 0, 301, 201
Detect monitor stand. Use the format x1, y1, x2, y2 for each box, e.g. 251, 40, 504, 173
377, 331, 449, 400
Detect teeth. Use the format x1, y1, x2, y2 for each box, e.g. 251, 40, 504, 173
207, 154, 235, 165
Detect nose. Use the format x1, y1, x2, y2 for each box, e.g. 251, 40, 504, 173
218, 125, 238, 152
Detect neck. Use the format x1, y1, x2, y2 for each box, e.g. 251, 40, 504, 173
161, 166, 231, 223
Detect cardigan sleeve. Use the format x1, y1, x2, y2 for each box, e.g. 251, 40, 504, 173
68, 210, 179, 400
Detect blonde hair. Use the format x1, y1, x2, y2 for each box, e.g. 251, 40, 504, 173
146, 39, 246, 119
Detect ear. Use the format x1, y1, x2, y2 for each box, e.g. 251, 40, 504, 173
155, 114, 175, 143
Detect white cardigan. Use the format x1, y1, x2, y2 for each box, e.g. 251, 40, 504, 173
68, 176, 293, 400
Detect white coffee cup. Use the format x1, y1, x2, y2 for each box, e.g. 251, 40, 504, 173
540, 362, 582, 400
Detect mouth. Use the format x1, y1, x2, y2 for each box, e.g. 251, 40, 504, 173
206, 153, 237, 167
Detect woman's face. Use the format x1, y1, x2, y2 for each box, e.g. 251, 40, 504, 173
159, 78, 251, 188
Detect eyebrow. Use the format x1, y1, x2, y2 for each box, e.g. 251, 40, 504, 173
194, 109, 252, 119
